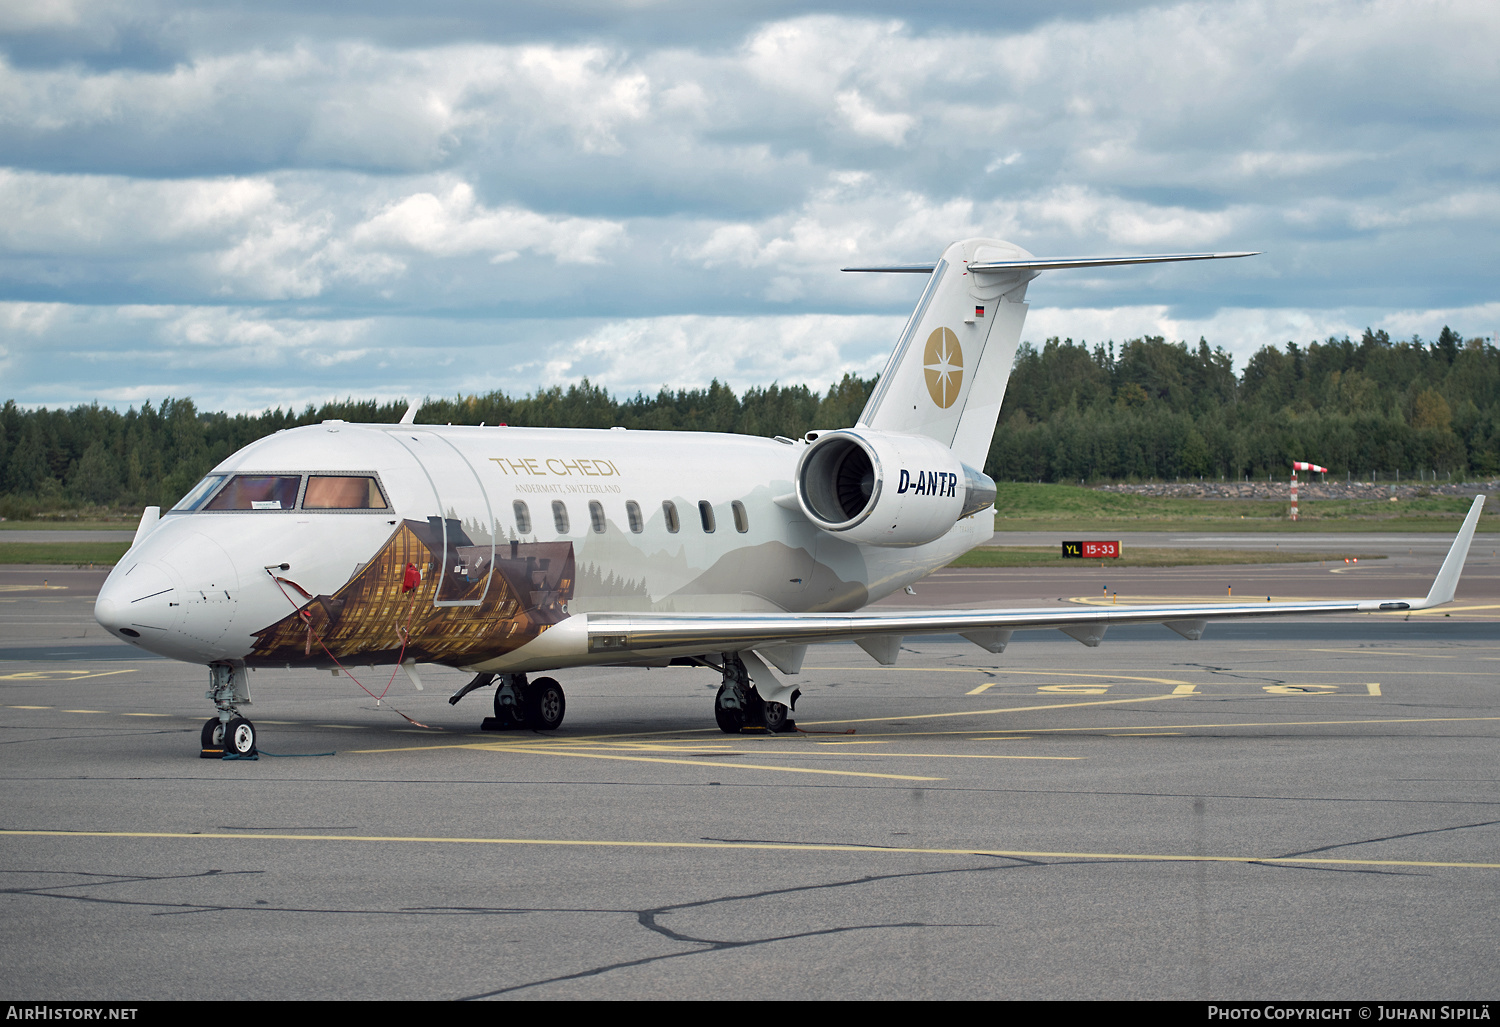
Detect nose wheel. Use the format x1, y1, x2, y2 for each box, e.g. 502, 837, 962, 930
224, 717, 257, 757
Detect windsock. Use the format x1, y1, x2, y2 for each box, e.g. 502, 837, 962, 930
1292, 461, 1328, 473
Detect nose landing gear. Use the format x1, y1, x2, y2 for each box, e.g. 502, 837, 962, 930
202, 662, 256, 758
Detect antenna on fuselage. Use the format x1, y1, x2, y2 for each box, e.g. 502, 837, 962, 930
399, 399, 421, 425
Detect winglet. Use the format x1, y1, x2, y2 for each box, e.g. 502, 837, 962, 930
399, 400, 421, 425
1415, 495, 1486, 608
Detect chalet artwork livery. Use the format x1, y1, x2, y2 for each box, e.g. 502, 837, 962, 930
250, 517, 574, 667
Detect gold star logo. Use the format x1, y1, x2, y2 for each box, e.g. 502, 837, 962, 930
923, 327, 963, 409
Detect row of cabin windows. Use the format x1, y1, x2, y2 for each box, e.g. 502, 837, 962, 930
512, 499, 748, 536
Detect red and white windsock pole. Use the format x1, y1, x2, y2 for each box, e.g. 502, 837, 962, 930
1289, 461, 1328, 521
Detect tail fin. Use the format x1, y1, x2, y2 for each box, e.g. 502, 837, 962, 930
850, 240, 1258, 468
853, 238, 1035, 469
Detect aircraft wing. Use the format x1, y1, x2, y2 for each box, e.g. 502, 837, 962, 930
551, 496, 1486, 666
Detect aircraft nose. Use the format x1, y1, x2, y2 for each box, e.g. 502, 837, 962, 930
95, 559, 179, 640
96, 529, 242, 661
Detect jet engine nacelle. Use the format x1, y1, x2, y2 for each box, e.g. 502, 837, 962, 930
795, 429, 997, 547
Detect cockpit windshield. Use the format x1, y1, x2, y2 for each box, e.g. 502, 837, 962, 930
204, 475, 302, 511
169, 472, 390, 513
170, 475, 227, 512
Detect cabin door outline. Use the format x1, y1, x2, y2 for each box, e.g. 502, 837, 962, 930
387, 430, 497, 608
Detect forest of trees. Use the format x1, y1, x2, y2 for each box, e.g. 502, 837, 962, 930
1, 328, 1496, 518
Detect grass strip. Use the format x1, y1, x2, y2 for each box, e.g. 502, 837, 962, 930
0, 521, 137, 531
951, 547, 1386, 568
989, 483, 1496, 531
0, 542, 132, 565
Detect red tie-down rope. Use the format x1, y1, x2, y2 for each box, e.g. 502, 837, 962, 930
268, 563, 431, 728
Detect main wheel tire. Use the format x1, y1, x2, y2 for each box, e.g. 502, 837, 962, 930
224, 716, 257, 757
200, 718, 226, 755
762, 701, 790, 734
713, 683, 742, 734
525, 677, 566, 730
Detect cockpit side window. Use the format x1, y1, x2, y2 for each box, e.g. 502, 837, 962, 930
171, 475, 227, 512
304, 475, 388, 510
204, 475, 302, 511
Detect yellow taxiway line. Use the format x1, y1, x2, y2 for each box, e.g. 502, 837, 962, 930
3, 828, 1496, 871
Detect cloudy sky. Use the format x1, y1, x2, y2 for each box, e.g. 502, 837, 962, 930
1, 0, 1496, 412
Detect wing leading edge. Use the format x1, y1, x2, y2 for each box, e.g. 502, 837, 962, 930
475, 497, 1486, 673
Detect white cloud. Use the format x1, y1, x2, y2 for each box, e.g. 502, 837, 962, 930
1, 3, 1499, 405
350, 181, 625, 264
540, 313, 902, 394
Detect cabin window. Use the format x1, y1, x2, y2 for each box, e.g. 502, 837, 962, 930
698, 500, 716, 533
625, 501, 644, 533
588, 500, 607, 534
662, 500, 680, 533
171, 475, 226, 512
304, 475, 388, 510
513, 500, 531, 535
204, 475, 301, 511
731, 500, 749, 533
551, 500, 570, 534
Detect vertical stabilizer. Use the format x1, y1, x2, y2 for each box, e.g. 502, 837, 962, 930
855, 238, 1034, 468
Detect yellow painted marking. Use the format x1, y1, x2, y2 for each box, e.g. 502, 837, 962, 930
314, 724, 362, 730
818, 667, 1189, 687
814, 740, 890, 745
361, 741, 945, 782
857, 753, 1080, 761
1299, 648, 1453, 659
1171, 684, 1200, 695
801, 693, 1180, 727
967, 736, 1031, 741
1068, 595, 1340, 606
1367, 683, 1382, 696
4, 829, 1497, 871
1407, 604, 1500, 616
62, 709, 105, 714
1110, 732, 1182, 737
966, 683, 995, 695
1038, 684, 1108, 694
852, 714, 1500, 739
1262, 684, 1338, 694
6, 705, 53, 709
0, 669, 136, 681
121, 713, 168, 717
0, 585, 67, 592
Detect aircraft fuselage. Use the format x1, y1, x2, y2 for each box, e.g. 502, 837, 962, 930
94, 421, 989, 673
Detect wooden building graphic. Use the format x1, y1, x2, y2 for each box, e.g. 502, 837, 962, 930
249, 517, 574, 667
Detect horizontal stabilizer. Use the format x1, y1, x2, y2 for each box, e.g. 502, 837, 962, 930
967, 252, 1258, 272
843, 252, 1258, 274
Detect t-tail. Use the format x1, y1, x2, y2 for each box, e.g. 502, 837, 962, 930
847, 239, 1257, 469
790, 240, 1254, 547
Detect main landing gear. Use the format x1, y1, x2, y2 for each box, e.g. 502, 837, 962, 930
474, 673, 566, 731
714, 652, 797, 734
201, 662, 256, 758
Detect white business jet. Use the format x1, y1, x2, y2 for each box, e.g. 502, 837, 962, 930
93, 238, 1486, 757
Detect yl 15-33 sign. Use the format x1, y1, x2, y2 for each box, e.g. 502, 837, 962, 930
1062, 541, 1120, 558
